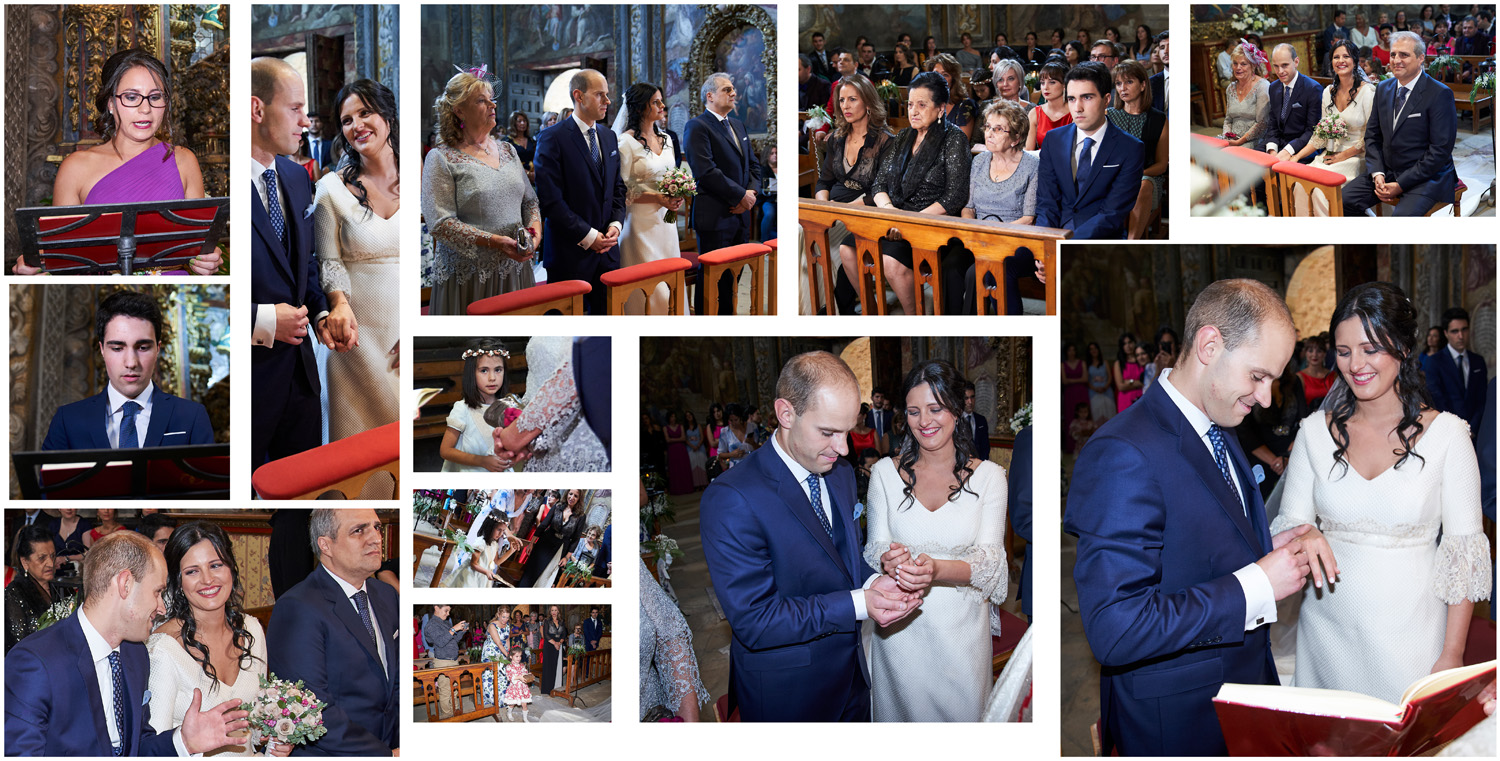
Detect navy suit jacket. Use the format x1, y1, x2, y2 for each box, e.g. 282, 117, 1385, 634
308, 135, 331, 170
1008, 426, 1033, 618
1149, 71, 1166, 114
1429, 349, 1488, 433
42, 387, 213, 451
1259, 73, 1323, 158
582, 616, 606, 650
1363, 73, 1458, 201
533, 118, 627, 283
573, 336, 611, 456
251, 156, 326, 430
1063, 382, 1277, 755
268, 566, 399, 756
683, 111, 761, 235
1034, 122, 1145, 239
865, 407, 892, 439
967, 413, 991, 460
699, 441, 877, 721
5, 612, 179, 756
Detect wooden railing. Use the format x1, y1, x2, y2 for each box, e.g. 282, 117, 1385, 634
552, 648, 611, 708
413, 661, 499, 723
798, 199, 1063, 316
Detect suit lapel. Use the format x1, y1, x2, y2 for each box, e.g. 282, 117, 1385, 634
68, 618, 112, 756
566, 120, 604, 186
1151, 389, 1261, 554
143, 389, 170, 447
765, 451, 850, 582
372, 583, 399, 686
276, 156, 309, 300
250, 182, 294, 285
318, 570, 387, 685
1076, 127, 1113, 202
1394, 74, 1426, 134
85, 391, 112, 449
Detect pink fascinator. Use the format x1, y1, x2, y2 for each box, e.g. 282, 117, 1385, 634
1238, 39, 1268, 67
455, 63, 489, 80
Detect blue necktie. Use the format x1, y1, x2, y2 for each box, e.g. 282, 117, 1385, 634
587, 126, 601, 169
1395, 85, 1409, 117
353, 590, 380, 656
1075, 136, 1096, 190
108, 651, 126, 756
263, 168, 287, 248
805, 474, 835, 540
119, 401, 141, 449
1207, 424, 1245, 514
1282, 83, 1294, 121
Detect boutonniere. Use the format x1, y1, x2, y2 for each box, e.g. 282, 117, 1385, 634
303, 199, 317, 219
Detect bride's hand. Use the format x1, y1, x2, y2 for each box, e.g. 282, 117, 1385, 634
663, 196, 683, 211
880, 542, 910, 576
896, 553, 935, 593
267, 740, 294, 757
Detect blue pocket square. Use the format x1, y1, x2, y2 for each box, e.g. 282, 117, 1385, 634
1292, 103, 1304, 108
142, 690, 151, 706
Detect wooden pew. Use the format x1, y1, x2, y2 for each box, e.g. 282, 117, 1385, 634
600, 258, 692, 315
1273, 160, 1347, 216
1450, 80, 1494, 133
467, 281, 591, 315
798, 199, 1064, 316
553, 648, 611, 707
414, 661, 499, 722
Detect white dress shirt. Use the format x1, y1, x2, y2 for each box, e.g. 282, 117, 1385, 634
570, 113, 622, 251
321, 564, 388, 672
1072, 121, 1109, 180
1157, 369, 1278, 632
77, 608, 190, 756
1446, 343, 1471, 389
250, 156, 328, 348
769, 431, 878, 620
105, 380, 153, 449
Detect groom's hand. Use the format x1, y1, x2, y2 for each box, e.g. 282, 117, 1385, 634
1257, 537, 1312, 601
879, 542, 911, 575
866, 574, 922, 627
273, 303, 309, 345
1273, 523, 1339, 589
179, 688, 250, 755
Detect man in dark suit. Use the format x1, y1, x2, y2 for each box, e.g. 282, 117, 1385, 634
1342, 31, 1458, 215
962, 382, 991, 460
534, 69, 628, 315
1035, 62, 1145, 239
592, 523, 611, 578
808, 31, 834, 81
798, 54, 831, 111
5, 531, 249, 756
866, 389, 892, 444
42, 290, 214, 451
573, 336, 611, 456
249, 57, 341, 468
1149, 30, 1169, 114
1259, 44, 1323, 161
1428, 307, 1488, 434
1009, 426, 1033, 621
700, 351, 920, 721
1320, 9, 1352, 74
685, 72, 762, 315
306, 114, 332, 170
1065, 279, 1335, 755
582, 606, 606, 651
269, 508, 399, 755
1455, 15, 1489, 54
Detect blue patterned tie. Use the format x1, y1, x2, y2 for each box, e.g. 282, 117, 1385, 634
1075, 136, 1096, 189
587, 126, 601, 169
1281, 83, 1294, 121
119, 401, 141, 449
1395, 85, 1409, 118
1207, 424, 1245, 513
263, 168, 286, 248
352, 590, 379, 655
108, 651, 126, 756
805, 474, 835, 540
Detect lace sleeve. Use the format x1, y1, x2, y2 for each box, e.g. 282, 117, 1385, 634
522, 173, 540, 231
312, 179, 353, 298
641, 559, 709, 716
511, 363, 580, 442
861, 461, 893, 571
1433, 416, 1492, 604
958, 464, 1009, 605
935, 127, 972, 215
1269, 417, 1320, 536
1244, 80, 1270, 142
420, 148, 493, 261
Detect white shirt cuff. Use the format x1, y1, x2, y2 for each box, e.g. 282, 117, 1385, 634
851, 573, 880, 622
253, 304, 276, 347
171, 728, 195, 757
1371, 172, 1386, 183
607, 221, 622, 236
315, 310, 330, 329
1265, 142, 1278, 153
579, 228, 599, 250
1233, 562, 1278, 631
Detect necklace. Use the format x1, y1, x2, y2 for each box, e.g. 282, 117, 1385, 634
467, 136, 493, 156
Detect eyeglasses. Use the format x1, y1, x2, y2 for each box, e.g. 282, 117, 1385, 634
1089, 54, 1117, 61
115, 91, 166, 108
983, 125, 1011, 134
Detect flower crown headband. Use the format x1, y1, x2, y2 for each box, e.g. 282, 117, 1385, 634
462, 347, 510, 360
1238, 39, 1269, 67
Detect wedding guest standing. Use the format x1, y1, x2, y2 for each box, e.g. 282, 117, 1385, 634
1429, 307, 1488, 432
684, 72, 761, 315
616, 82, 684, 315
500, 110, 536, 181
1298, 335, 1336, 408
1220, 41, 1271, 148
5, 526, 70, 653
664, 413, 692, 495
421, 605, 468, 720
1260, 44, 1322, 161
423, 69, 540, 314
684, 411, 710, 488
1034, 62, 1144, 240
540, 605, 568, 695
1287, 41, 1376, 215
815, 74, 895, 315
517, 489, 585, 588
1106, 61, 1168, 240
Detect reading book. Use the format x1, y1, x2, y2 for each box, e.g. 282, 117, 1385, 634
1213, 660, 1496, 756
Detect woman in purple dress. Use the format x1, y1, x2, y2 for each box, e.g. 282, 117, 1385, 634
14, 49, 220, 276
1061, 343, 1090, 453
663, 412, 692, 495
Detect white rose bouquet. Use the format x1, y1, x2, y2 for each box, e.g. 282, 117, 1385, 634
246, 674, 328, 755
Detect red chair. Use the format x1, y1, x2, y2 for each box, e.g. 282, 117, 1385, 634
1191, 134, 1230, 150
712, 694, 740, 722
1222, 146, 1283, 215
763, 238, 778, 314
991, 609, 1030, 676
1273, 160, 1348, 217
697, 243, 772, 315
466, 280, 592, 315
251, 421, 399, 500
599, 258, 693, 315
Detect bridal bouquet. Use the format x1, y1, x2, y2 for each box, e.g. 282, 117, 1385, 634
657, 167, 697, 223
1230, 6, 1278, 34
246, 674, 327, 753
1313, 112, 1349, 143
31, 595, 78, 633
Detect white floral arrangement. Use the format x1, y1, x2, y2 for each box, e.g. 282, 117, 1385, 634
1230, 6, 1278, 33
246, 674, 328, 751
1010, 402, 1032, 434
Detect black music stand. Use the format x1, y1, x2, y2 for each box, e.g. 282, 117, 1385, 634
13, 443, 230, 500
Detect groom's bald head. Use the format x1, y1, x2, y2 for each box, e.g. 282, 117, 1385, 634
775, 352, 860, 474
776, 351, 859, 415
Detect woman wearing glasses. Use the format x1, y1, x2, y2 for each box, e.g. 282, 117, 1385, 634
962, 100, 1038, 315
19, 48, 221, 275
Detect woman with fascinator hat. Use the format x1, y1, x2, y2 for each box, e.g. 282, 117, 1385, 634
1220, 39, 1271, 148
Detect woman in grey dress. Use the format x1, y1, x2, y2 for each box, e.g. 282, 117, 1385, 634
640, 556, 709, 720
422, 69, 541, 315
962, 100, 1038, 315
1220, 41, 1271, 148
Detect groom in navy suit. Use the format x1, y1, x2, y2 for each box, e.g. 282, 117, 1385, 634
249, 57, 342, 467
700, 351, 921, 721
1035, 62, 1144, 239
684, 72, 762, 314
42, 290, 214, 451
5, 531, 249, 756
1259, 44, 1322, 162
1065, 279, 1337, 755
534, 68, 628, 315
269, 508, 399, 755
1342, 31, 1458, 216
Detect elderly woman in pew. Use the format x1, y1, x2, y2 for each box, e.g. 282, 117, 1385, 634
870, 71, 971, 316
814, 73, 896, 315
1106, 61, 1168, 240
961, 100, 1040, 315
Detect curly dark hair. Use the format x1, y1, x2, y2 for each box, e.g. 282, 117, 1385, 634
330, 79, 400, 216
892, 359, 977, 511
94, 48, 174, 159
1324, 281, 1432, 478
163, 521, 259, 689
622, 82, 667, 144
1328, 40, 1367, 104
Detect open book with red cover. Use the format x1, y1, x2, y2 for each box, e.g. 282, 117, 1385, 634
1213, 660, 1496, 756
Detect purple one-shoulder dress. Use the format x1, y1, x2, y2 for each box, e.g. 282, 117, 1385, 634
84, 142, 184, 204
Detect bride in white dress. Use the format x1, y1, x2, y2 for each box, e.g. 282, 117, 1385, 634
1271, 282, 1490, 704
148, 522, 290, 757
1287, 41, 1377, 216
315, 79, 400, 455
614, 82, 685, 315
863, 359, 1008, 722
490, 335, 609, 472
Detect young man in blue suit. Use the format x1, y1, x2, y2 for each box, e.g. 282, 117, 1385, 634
1428, 307, 1488, 435
1035, 62, 1145, 239
700, 351, 921, 721
1149, 31, 1169, 114
685, 72, 762, 315
1260, 44, 1323, 161
1065, 279, 1337, 755
1009, 426, 1033, 622
1341, 31, 1459, 216
42, 290, 214, 451
269, 508, 399, 755
962, 382, 991, 461
582, 606, 606, 651
534, 69, 628, 315
5, 531, 250, 756
249, 57, 343, 467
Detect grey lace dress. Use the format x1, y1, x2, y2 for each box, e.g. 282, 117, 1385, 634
420, 142, 538, 315
639, 559, 709, 719
965, 149, 1038, 222
509, 335, 609, 473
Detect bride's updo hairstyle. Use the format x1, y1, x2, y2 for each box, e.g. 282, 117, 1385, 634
892, 359, 977, 512
622, 82, 666, 141
1324, 281, 1432, 478
94, 48, 175, 155
163, 521, 258, 686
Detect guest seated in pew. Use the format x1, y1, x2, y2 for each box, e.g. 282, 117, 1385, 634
870, 71, 971, 315
1428, 18, 1457, 55
14, 48, 221, 276
824, 48, 859, 114
42, 290, 213, 451
1027, 60, 1073, 150
1063, 40, 1087, 67
1107, 61, 1168, 240
1221, 40, 1271, 148
924, 54, 979, 143
1034, 62, 1144, 240
960, 100, 1040, 316
1286, 40, 1376, 215
798, 54, 830, 111
992, 57, 1035, 121
890, 43, 918, 87
1149, 30, 1169, 114
1342, 31, 1459, 216
1372, 23, 1395, 65
1260, 44, 1323, 162
970, 69, 997, 107
814, 73, 896, 315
